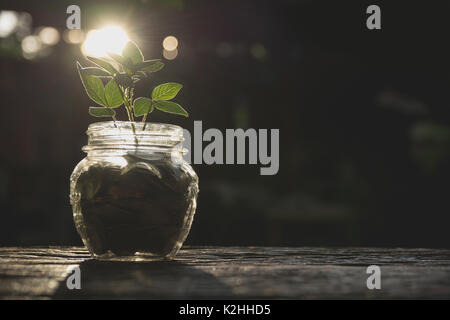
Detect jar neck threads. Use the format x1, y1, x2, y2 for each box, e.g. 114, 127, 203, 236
82, 121, 185, 157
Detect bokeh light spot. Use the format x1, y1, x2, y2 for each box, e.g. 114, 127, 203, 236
163, 36, 178, 51
39, 27, 60, 46
21, 35, 41, 54
0, 11, 18, 38
63, 29, 84, 44
250, 43, 267, 61
163, 48, 178, 60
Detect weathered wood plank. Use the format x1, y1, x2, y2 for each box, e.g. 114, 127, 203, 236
0, 246, 449, 299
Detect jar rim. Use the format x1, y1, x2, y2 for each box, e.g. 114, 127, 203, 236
83, 121, 185, 155
86, 121, 183, 136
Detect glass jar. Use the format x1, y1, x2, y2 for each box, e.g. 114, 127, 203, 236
69, 121, 199, 260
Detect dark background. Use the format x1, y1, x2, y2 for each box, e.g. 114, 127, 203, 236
1, 0, 449, 248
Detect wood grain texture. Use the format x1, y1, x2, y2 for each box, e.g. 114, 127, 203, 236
1, 246, 449, 299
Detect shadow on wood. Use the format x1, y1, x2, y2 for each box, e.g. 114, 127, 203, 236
53, 259, 234, 299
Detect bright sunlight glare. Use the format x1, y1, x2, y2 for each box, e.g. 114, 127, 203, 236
81, 26, 129, 57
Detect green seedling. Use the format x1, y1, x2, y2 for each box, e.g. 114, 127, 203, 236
76, 41, 188, 122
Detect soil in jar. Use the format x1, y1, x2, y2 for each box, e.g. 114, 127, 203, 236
74, 158, 195, 257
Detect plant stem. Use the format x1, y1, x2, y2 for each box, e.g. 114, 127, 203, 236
126, 88, 134, 122
120, 87, 138, 143
129, 88, 134, 107
121, 87, 134, 122
112, 114, 117, 126
125, 103, 132, 121
141, 110, 148, 131
141, 98, 151, 125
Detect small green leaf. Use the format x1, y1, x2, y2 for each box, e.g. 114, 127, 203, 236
132, 71, 147, 84
104, 79, 123, 108
77, 62, 107, 106
122, 41, 144, 65
154, 100, 188, 117
107, 52, 133, 74
89, 107, 116, 117
114, 73, 134, 88
152, 82, 183, 101
133, 97, 153, 117
83, 67, 112, 77
135, 71, 147, 79
86, 56, 118, 75
138, 60, 164, 73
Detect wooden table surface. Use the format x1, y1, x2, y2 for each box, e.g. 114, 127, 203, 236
1, 246, 450, 299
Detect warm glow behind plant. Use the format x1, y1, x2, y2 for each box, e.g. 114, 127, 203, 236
81, 26, 129, 57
